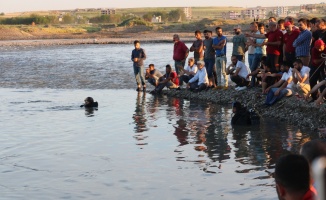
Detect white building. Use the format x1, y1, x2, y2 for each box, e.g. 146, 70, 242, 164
183, 7, 192, 19
101, 9, 116, 15
222, 11, 242, 19
242, 7, 266, 20
151, 15, 161, 23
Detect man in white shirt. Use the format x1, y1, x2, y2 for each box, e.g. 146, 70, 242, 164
264, 63, 293, 106
178, 57, 198, 86
187, 60, 208, 92
226, 55, 251, 91
292, 59, 311, 97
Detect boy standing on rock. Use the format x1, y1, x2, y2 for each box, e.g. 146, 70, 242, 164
131, 40, 147, 92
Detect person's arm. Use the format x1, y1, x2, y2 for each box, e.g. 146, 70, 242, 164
283, 43, 286, 61
190, 41, 195, 52
212, 39, 226, 50
274, 77, 291, 96
293, 31, 310, 47
305, 80, 326, 99
183, 48, 189, 62
196, 40, 204, 53
265, 79, 285, 93
245, 32, 267, 39
233, 67, 241, 76
315, 87, 326, 105
187, 72, 199, 87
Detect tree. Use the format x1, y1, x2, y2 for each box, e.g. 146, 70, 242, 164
63, 14, 75, 24
142, 13, 152, 22
168, 9, 185, 22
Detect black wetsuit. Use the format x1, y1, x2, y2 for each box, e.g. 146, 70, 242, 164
81, 102, 98, 108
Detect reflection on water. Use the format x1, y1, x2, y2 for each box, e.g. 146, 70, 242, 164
0, 41, 320, 199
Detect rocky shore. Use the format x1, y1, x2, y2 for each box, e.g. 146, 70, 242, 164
161, 86, 326, 131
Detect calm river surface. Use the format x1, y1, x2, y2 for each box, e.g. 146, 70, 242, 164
0, 43, 318, 199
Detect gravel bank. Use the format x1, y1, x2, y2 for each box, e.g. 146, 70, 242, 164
161, 86, 326, 130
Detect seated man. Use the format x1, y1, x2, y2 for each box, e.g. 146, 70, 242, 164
150, 64, 179, 94
187, 61, 208, 92
178, 57, 198, 86
292, 59, 311, 97
226, 55, 251, 91
264, 63, 293, 106
145, 64, 163, 87
305, 78, 326, 105
275, 154, 316, 200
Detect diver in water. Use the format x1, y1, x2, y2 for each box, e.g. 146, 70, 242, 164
80, 97, 98, 108
231, 101, 260, 125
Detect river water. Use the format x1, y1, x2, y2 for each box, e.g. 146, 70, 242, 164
0, 43, 318, 199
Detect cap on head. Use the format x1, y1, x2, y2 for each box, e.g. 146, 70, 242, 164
315, 39, 325, 48
284, 22, 292, 27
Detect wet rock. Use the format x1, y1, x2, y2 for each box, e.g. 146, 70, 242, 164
164, 87, 326, 130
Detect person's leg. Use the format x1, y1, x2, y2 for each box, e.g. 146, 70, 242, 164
198, 83, 208, 91
250, 54, 262, 87
205, 58, 214, 86
175, 61, 184, 75
309, 66, 319, 100
268, 88, 291, 105
231, 75, 242, 86
265, 88, 277, 105
133, 65, 141, 89
221, 56, 228, 87
139, 65, 146, 88
148, 78, 156, 86
215, 57, 222, 86
248, 54, 254, 70
189, 81, 199, 91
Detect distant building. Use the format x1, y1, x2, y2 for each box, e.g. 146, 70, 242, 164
151, 15, 161, 23
300, 4, 317, 12
276, 6, 288, 17
101, 9, 116, 15
222, 11, 242, 19
242, 6, 266, 19
183, 7, 192, 19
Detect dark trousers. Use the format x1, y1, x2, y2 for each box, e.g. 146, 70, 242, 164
189, 81, 207, 91
267, 54, 279, 71
179, 75, 194, 86
285, 52, 296, 68
231, 75, 249, 87
309, 65, 326, 100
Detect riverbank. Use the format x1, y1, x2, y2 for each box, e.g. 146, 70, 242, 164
162, 87, 326, 131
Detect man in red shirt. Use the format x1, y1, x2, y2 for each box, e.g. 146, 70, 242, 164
150, 64, 179, 94
283, 22, 300, 67
275, 154, 316, 200
247, 22, 283, 71
173, 34, 189, 75
309, 39, 326, 100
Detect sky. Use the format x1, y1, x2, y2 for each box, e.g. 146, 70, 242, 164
0, 0, 325, 13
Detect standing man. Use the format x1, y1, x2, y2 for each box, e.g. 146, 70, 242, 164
247, 22, 259, 70
212, 27, 228, 88
293, 18, 312, 66
203, 29, 217, 88
247, 22, 283, 71
283, 21, 300, 67
232, 25, 247, 62
131, 40, 146, 92
173, 34, 189, 75
190, 30, 204, 64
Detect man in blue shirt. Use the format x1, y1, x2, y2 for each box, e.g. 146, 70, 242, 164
293, 18, 312, 66
212, 27, 228, 89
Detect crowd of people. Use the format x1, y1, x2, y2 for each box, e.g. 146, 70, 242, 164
131, 16, 326, 106
130, 16, 326, 199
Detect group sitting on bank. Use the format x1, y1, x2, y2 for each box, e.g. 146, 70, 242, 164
131, 16, 326, 107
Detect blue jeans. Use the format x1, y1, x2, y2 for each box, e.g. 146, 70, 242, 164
174, 60, 185, 75
265, 87, 292, 105
133, 65, 146, 86
250, 54, 263, 86
204, 58, 216, 78
248, 54, 254, 69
